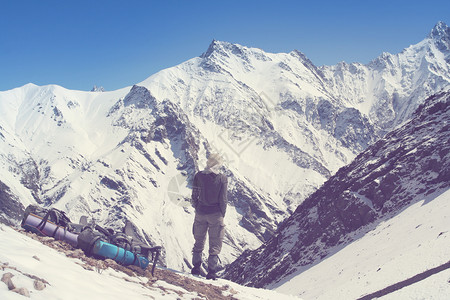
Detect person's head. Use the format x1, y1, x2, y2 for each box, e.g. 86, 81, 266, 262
206, 153, 223, 171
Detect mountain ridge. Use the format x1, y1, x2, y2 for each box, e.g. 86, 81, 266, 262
0, 22, 449, 274
223, 90, 450, 288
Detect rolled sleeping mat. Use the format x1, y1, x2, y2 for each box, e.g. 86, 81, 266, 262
93, 240, 150, 269
22, 213, 79, 247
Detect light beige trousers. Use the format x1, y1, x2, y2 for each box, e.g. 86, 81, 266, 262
192, 212, 225, 268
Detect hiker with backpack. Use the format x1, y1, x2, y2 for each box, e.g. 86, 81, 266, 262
190, 153, 228, 280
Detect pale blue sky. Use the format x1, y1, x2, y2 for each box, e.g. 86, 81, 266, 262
1, 0, 449, 91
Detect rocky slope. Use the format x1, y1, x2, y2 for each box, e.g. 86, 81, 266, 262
223, 90, 450, 287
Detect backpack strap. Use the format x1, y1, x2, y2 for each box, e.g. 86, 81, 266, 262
94, 224, 112, 238
36, 208, 72, 233
123, 220, 162, 275
35, 209, 55, 232
139, 245, 162, 275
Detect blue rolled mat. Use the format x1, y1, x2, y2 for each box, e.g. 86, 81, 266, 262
93, 240, 150, 269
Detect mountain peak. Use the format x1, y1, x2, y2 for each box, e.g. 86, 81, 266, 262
429, 21, 450, 52
91, 85, 105, 92
430, 21, 449, 38
201, 39, 234, 58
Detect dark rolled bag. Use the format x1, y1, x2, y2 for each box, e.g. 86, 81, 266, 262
21, 205, 79, 247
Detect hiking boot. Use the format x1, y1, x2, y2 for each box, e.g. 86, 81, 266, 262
206, 271, 217, 280
191, 266, 201, 276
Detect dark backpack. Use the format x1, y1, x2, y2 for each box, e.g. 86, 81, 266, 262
77, 223, 133, 255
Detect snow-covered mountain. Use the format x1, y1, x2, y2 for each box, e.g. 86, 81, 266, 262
322, 21, 450, 132
0, 22, 449, 274
223, 91, 450, 293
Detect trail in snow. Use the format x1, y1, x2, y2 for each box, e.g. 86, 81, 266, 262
357, 260, 450, 300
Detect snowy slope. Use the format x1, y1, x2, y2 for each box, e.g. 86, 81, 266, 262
1, 22, 449, 275
0, 82, 295, 271
274, 189, 450, 299
0, 82, 273, 270
0, 224, 300, 300
224, 91, 450, 291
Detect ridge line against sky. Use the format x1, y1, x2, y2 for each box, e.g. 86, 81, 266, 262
1, 0, 449, 92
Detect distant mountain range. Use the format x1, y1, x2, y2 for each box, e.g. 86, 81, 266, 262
0, 21, 449, 274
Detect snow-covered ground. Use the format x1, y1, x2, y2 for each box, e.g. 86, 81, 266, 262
272, 189, 450, 300
0, 225, 300, 300
3, 191, 447, 300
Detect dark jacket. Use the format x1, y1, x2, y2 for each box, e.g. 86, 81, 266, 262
191, 171, 228, 216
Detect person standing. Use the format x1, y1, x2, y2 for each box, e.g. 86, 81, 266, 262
191, 153, 228, 279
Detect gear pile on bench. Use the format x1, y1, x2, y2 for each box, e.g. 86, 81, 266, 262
21, 205, 161, 275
